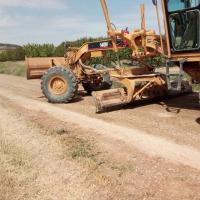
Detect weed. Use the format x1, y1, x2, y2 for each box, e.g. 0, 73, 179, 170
111, 163, 135, 177
70, 138, 93, 159
55, 128, 69, 135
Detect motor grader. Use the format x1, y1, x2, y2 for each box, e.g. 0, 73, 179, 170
27, 0, 200, 112
26, 38, 128, 102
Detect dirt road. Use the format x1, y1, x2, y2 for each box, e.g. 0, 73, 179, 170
0, 74, 200, 200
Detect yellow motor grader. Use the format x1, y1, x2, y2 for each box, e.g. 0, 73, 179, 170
27, 0, 200, 112
26, 39, 128, 101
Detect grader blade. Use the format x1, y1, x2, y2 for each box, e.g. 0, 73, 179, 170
26, 57, 66, 79
92, 88, 128, 113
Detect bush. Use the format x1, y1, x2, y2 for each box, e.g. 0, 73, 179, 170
0, 52, 9, 62
0, 47, 25, 62
144, 55, 166, 68
54, 43, 66, 57
23, 44, 55, 57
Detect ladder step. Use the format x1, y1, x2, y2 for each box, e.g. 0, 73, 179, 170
166, 60, 185, 92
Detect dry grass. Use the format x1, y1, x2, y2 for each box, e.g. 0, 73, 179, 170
111, 163, 135, 177
0, 95, 200, 200
0, 106, 106, 200
0, 131, 36, 200
0, 61, 26, 77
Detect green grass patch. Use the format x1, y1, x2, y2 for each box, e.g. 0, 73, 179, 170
193, 84, 200, 92
111, 164, 135, 177
70, 137, 95, 160
0, 61, 26, 77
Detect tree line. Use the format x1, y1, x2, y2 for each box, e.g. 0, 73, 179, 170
0, 37, 165, 67
0, 37, 109, 62
0, 43, 65, 62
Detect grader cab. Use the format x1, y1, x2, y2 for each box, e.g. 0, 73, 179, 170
161, 0, 200, 83
26, 0, 200, 112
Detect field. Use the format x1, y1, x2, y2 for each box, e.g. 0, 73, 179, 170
0, 62, 200, 199
0, 61, 26, 77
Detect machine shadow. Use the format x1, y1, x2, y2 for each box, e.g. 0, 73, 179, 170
70, 95, 84, 103
103, 92, 200, 113
159, 92, 200, 113
37, 93, 84, 104
196, 117, 200, 125
78, 90, 90, 97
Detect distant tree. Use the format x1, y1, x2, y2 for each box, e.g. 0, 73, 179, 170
23, 44, 40, 57
0, 52, 8, 62
39, 44, 54, 57
54, 42, 66, 57
0, 37, 166, 66
23, 44, 55, 57
7, 47, 25, 61
14, 47, 26, 60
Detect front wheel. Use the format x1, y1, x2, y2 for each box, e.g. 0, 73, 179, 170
41, 67, 78, 103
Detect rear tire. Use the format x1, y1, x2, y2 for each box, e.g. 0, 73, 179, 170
41, 66, 78, 103
82, 64, 112, 95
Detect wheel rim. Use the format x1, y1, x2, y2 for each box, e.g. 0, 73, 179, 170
48, 76, 68, 96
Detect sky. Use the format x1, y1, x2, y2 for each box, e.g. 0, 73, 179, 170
0, 0, 162, 45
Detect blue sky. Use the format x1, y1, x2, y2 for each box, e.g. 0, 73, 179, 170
0, 0, 161, 45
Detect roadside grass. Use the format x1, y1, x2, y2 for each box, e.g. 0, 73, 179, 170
70, 137, 93, 159
0, 61, 26, 77
25, 113, 136, 178
111, 163, 135, 177
65, 134, 135, 178
65, 135, 104, 168
0, 132, 34, 200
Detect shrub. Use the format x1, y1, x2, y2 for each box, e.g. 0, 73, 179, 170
0, 48, 25, 62
23, 44, 54, 57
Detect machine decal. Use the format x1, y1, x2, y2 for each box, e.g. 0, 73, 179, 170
88, 39, 127, 50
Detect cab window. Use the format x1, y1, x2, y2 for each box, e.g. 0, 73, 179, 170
169, 10, 200, 51
168, 0, 200, 12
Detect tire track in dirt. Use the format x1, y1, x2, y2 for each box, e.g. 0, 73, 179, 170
0, 88, 200, 170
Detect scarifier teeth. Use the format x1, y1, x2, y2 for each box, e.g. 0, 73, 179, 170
92, 88, 128, 113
